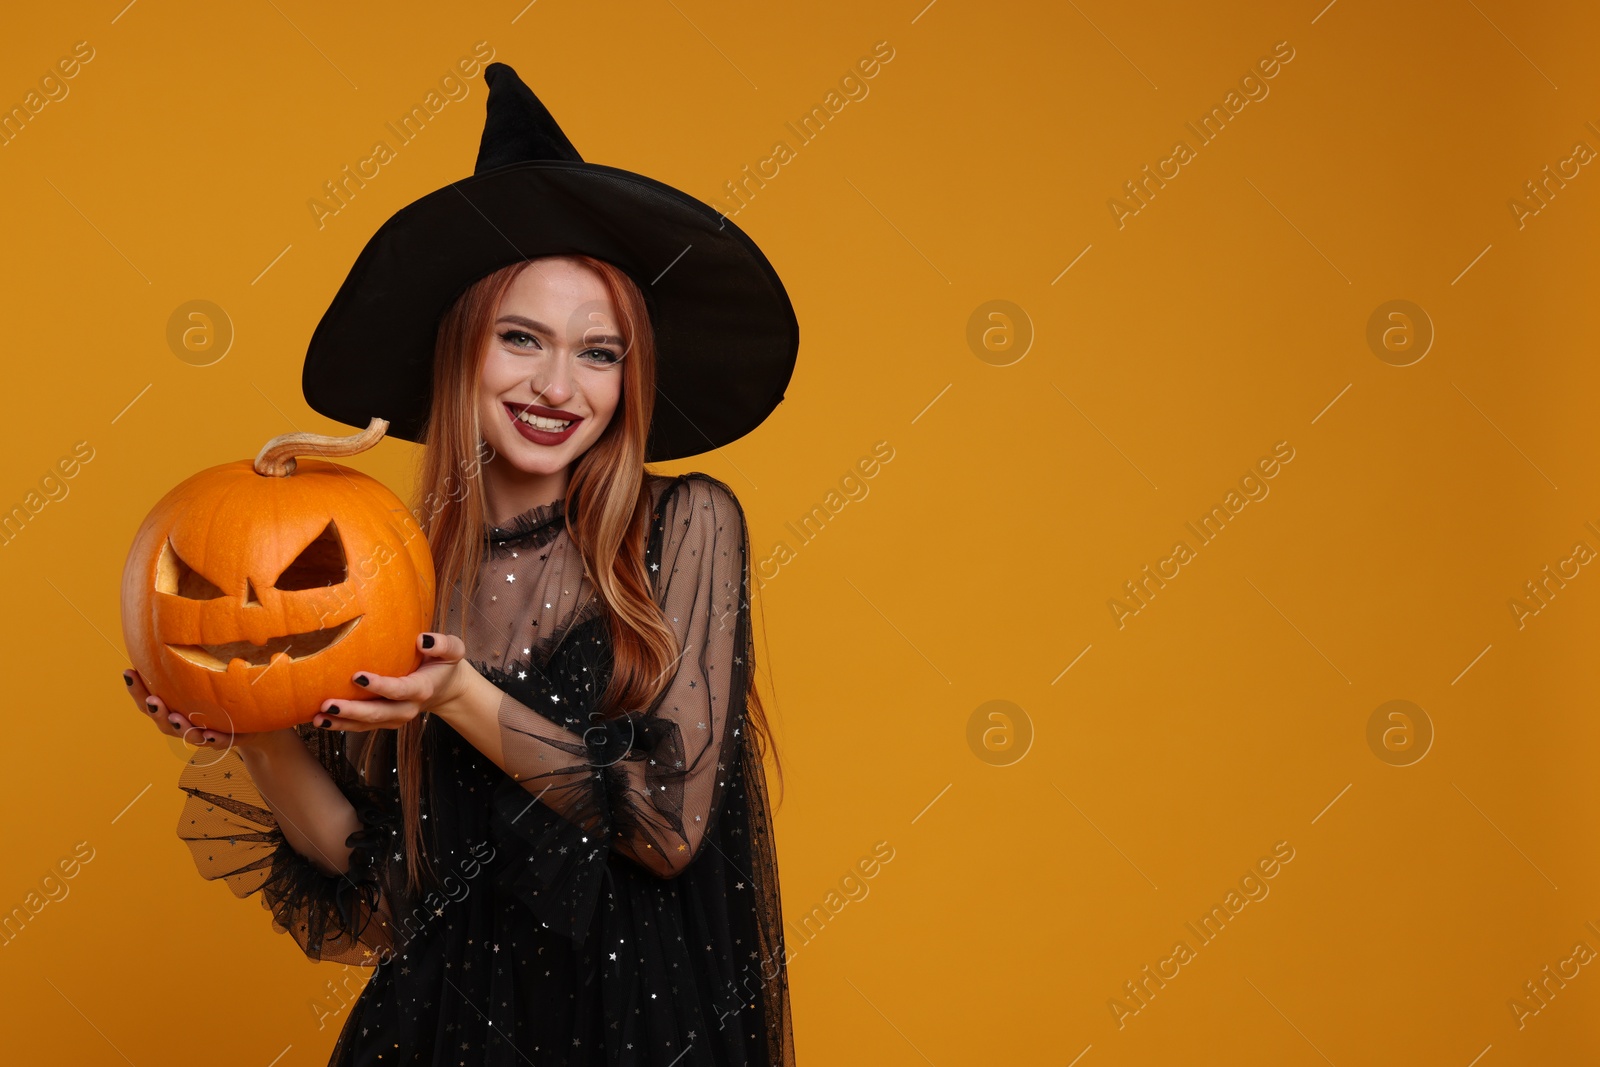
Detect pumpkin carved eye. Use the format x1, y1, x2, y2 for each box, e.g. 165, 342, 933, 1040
275, 520, 348, 590
155, 539, 226, 600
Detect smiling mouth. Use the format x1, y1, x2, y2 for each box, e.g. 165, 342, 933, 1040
505, 402, 582, 431
167, 616, 361, 671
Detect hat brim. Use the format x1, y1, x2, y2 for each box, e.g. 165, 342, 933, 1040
302, 160, 798, 462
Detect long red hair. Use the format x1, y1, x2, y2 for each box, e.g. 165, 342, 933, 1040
359, 255, 780, 897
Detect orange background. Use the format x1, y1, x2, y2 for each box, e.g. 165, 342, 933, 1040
2, 0, 1597, 1062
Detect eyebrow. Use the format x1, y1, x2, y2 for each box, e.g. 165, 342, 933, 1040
496, 314, 624, 347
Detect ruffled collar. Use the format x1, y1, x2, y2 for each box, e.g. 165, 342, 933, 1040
485, 496, 566, 545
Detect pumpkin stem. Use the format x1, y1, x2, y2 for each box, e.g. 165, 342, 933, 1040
253, 417, 390, 477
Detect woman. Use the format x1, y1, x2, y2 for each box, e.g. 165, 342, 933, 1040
123, 62, 799, 1065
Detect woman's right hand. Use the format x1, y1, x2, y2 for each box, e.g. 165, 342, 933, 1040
123, 667, 257, 751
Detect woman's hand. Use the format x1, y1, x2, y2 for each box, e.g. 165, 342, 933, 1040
308, 632, 474, 734
122, 667, 283, 752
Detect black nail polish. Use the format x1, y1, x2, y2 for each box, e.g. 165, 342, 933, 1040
318, 718, 332, 728
146, 701, 158, 713
327, 705, 341, 715
123, 673, 133, 687
422, 634, 435, 649
355, 675, 369, 687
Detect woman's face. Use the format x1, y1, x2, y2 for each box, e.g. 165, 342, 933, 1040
477, 257, 625, 479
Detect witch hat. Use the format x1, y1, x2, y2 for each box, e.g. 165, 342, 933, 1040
301, 62, 799, 462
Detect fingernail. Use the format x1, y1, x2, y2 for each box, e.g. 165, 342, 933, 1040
146, 700, 158, 714
326, 705, 341, 715
354, 675, 369, 687
421, 634, 435, 649
123, 673, 133, 687
317, 718, 333, 729
168, 715, 180, 726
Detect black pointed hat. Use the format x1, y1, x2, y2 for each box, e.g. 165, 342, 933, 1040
302, 62, 798, 462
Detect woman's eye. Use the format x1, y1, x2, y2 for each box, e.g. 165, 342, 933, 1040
500, 330, 538, 348
581, 349, 622, 365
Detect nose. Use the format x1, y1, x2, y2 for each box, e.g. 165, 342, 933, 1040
529, 350, 576, 406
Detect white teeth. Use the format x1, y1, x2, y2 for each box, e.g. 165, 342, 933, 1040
515, 411, 572, 431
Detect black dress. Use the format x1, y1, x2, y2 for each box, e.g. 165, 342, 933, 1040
174, 471, 795, 1065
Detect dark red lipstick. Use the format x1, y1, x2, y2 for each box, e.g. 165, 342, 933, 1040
504, 401, 583, 446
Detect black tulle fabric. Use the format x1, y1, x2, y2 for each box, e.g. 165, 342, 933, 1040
174, 472, 793, 1065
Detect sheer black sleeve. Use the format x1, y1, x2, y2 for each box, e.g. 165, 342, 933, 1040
174, 725, 403, 966
487, 473, 752, 936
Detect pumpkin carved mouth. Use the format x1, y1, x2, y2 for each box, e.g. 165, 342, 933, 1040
167, 615, 362, 671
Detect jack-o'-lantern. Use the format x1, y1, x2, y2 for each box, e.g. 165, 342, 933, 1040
120, 418, 435, 734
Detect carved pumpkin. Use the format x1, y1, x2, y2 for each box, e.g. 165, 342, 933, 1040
120, 418, 435, 733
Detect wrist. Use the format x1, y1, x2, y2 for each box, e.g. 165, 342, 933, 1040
235, 726, 303, 764
429, 659, 480, 723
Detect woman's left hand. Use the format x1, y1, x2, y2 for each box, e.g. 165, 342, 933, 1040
311, 631, 475, 732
